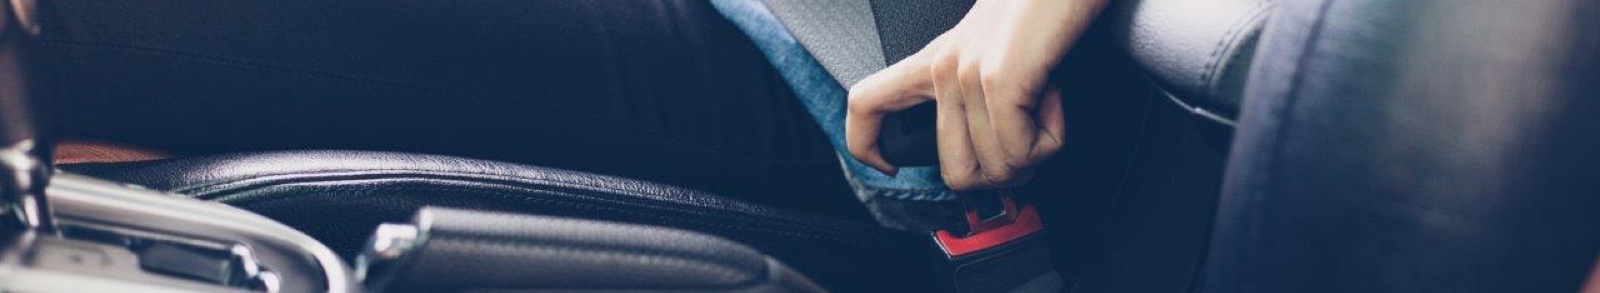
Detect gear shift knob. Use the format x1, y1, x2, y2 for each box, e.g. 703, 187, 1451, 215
0, 0, 53, 232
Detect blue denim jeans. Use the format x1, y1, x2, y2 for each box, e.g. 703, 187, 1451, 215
710, 0, 962, 230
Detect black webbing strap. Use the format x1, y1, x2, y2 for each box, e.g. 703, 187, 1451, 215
868, 0, 974, 64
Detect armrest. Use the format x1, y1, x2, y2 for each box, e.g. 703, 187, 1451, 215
1108, 0, 1275, 121
360, 207, 827, 293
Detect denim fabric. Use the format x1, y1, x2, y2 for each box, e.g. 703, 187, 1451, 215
711, 0, 964, 230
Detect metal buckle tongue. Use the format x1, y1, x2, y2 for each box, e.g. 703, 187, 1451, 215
929, 190, 1062, 293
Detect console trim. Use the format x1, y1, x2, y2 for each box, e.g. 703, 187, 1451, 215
42, 173, 357, 293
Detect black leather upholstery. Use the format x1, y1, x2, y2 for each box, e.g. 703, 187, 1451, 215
372, 207, 826, 293
62, 150, 935, 292
1109, 0, 1273, 121
1205, 0, 1600, 292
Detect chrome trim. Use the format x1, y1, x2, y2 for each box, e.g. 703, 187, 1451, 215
367, 223, 418, 261
354, 223, 418, 281
47, 173, 358, 293
256, 271, 283, 293
1161, 89, 1238, 127
0, 139, 53, 231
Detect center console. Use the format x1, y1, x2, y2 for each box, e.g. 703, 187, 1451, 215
0, 173, 359, 293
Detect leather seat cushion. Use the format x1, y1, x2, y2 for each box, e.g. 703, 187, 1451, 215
61, 150, 934, 292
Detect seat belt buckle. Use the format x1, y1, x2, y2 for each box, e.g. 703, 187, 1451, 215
928, 190, 1062, 293
934, 190, 1043, 257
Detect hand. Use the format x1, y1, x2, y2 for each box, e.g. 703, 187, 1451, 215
845, 0, 1105, 191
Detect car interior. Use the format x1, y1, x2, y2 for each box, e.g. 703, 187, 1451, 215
2, 0, 1598, 292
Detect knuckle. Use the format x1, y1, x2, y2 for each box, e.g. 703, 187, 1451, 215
930, 59, 966, 104
846, 82, 869, 99
1037, 140, 1065, 157
846, 95, 872, 115
978, 70, 1005, 92
982, 80, 1032, 109
847, 143, 874, 161
977, 73, 1017, 101
946, 180, 976, 192
930, 55, 959, 79
1029, 134, 1066, 162
941, 164, 981, 191
945, 175, 982, 192
958, 178, 1000, 191
940, 161, 966, 175
977, 61, 1014, 83
956, 60, 982, 86
943, 179, 967, 191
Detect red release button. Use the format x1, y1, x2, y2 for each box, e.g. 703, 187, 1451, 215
933, 205, 1044, 257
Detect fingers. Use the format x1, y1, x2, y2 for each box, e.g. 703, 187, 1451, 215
931, 43, 982, 191
984, 65, 1049, 170
1030, 86, 1066, 164
953, 11, 1029, 189
958, 71, 1012, 188
845, 52, 935, 175
850, 0, 1085, 190
933, 1, 1057, 191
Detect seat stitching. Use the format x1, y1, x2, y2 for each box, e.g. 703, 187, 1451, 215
172, 169, 836, 224
167, 169, 894, 245
222, 183, 884, 247
1201, 0, 1273, 95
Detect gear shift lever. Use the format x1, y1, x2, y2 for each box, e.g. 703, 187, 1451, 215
0, 0, 54, 233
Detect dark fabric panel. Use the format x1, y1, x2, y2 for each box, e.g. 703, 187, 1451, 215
32, 0, 865, 217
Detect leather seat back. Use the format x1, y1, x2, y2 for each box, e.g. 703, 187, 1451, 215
1206, 0, 1600, 292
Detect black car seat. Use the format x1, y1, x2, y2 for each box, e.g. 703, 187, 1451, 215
1204, 0, 1600, 292
41, 0, 1285, 292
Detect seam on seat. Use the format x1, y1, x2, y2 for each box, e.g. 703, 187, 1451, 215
174, 169, 705, 201
178, 171, 891, 247
173, 169, 808, 217
1200, 0, 1273, 97
227, 183, 884, 247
